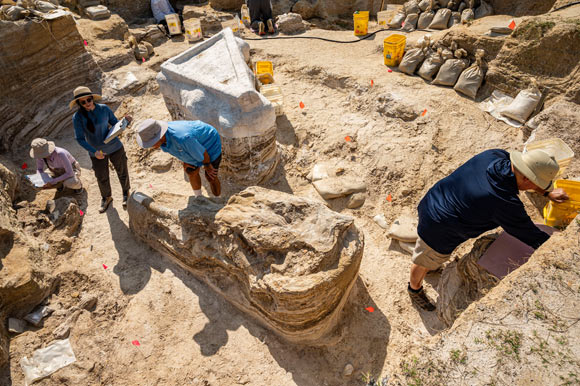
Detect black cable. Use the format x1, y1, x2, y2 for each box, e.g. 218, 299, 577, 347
242, 28, 395, 44
550, 1, 580, 12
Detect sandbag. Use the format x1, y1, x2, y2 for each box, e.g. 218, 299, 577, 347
433, 57, 469, 86
475, 0, 493, 18
458, 1, 467, 13
34, 0, 56, 12
441, 47, 454, 60
454, 50, 485, 99
429, 8, 451, 29
399, 47, 426, 75
461, 8, 474, 23
387, 214, 419, 243
418, 0, 431, 11
438, 0, 450, 7
417, 10, 434, 29
448, 11, 461, 27
418, 48, 444, 81
404, 0, 420, 15
500, 80, 542, 123
388, 12, 406, 28
401, 13, 419, 32
447, 0, 460, 11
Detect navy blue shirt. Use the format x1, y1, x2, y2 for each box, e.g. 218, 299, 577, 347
73, 104, 123, 157
418, 149, 550, 254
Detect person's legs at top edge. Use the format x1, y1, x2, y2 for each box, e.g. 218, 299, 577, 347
263, 0, 275, 33
248, 0, 265, 34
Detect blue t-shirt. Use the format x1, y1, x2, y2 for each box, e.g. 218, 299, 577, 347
73, 104, 122, 157
417, 149, 550, 255
161, 121, 222, 167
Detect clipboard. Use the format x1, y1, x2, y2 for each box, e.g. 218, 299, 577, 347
26, 172, 52, 188
104, 118, 128, 144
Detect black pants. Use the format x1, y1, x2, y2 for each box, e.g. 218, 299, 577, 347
90, 146, 131, 199
248, 0, 272, 28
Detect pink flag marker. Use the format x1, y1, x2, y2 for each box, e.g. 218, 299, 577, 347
387, 69, 393, 73
508, 20, 516, 30
149, 184, 153, 188
83, 40, 88, 46
79, 210, 84, 216
132, 340, 141, 346
142, 57, 145, 63
102, 264, 108, 269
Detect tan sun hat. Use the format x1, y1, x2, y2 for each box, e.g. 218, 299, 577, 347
510, 149, 559, 191
69, 86, 102, 109
30, 138, 56, 159
135, 119, 169, 148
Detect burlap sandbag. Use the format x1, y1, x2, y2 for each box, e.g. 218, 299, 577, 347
439, 0, 450, 7
401, 13, 419, 32
448, 11, 461, 27
429, 8, 451, 29
388, 12, 406, 28
418, 48, 444, 81
475, 0, 493, 18
418, 10, 434, 29
500, 79, 542, 123
433, 53, 469, 86
458, 1, 467, 13
418, 0, 431, 11
441, 47, 454, 60
399, 47, 426, 75
461, 8, 474, 23
404, 0, 420, 15
454, 50, 485, 99
387, 214, 419, 243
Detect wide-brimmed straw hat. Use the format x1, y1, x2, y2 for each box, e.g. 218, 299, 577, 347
510, 149, 559, 191
30, 138, 56, 159
135, 119, 169, 148
69, 86, 102, 109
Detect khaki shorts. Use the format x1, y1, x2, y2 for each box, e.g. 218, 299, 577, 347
411, 237, 451, 271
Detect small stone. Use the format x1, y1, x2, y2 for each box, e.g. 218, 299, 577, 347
78, 293, 98, 311
343, 363, 354, 377
347, 193, 366, 209
53, 323, 71, 339
71, 291, 80, 298
313, 177, 366, 200
8, 318, 27, 334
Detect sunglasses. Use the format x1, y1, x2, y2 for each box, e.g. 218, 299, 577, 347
79, 97, 93, 106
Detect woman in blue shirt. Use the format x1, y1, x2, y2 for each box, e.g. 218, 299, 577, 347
71, 86, 132, 213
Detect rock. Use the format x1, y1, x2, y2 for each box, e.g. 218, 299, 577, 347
78, 293, 97, 310
312, 176, 366, 200
183, 5, 236, 35
105, 0, 152, 22
149, 151, 174, 172
373, 214, 388, 229
84, 5, 110, 20
210, 0, 244, 10
49, 197, 82, 237
386, 214, 418, 243
375, 93, 419, 122
347, 193, 366, 209
276, 12, 307, 34
127, 186, 364, 345
157, 29, 278, 185
343, 363, 354, 377
291, 1, 318, 20
53, 309, 81, 339
8, 318, 26, 333
437, 235, 500, 327
24, 305, 53, 326
0, 16, 102, 151
398, 240, 416, 254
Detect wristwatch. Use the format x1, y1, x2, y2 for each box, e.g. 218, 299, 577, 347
543, 191, 550, 197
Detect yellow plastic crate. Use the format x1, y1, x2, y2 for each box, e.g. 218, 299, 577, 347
543, 179, 580, 228
353, 11, 369, 36
384, 34, 406, 67
525, 138, 574, 179
260, 84, 284, 116
254, 61, 274, 77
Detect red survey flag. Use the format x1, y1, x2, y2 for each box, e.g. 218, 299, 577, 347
299, 101, 305, 109
371, 80, 374, 87
345, 136, 352, 142
387, 69, 393, 73
386, 194, 393, 202
421, 109, 427, 116
79, 210, 84, 216
509, 20, 516, 30
365, 306, 375, 312
21, 163, 27, 169
83, 40, 88, 46
132, 340, 140, 346
102, 264, 108, 269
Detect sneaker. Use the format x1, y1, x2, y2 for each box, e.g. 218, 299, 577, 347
407, 283, 436, 311
258, 21, 265, 36
266, 19, 275, 34
122, 195, 128, 209
99, 196, 113, 213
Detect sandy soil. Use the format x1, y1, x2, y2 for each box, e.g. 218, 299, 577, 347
4, 19, 565, 386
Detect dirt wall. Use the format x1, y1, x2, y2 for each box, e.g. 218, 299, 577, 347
490, 0, 556, 16
0, 16, 102, 153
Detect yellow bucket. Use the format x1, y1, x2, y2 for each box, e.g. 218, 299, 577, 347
543, 180, 580, 228
353, 11, 369, 36
384, 34, 406, 67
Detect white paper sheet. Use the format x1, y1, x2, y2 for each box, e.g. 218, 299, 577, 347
20, 339, 76, 386
26, 172, 52, 188
104, 118, 128, 144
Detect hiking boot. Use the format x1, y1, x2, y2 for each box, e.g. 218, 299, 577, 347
122, 194, 128, 209
407, 283, 436, 311
258, 21, 265, 35
99, 196, 113, 213
266, 19, 275, 34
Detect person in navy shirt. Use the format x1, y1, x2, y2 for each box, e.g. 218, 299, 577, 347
408, 149, 569, 311
136, 119, 222, 197
71, 86, 132, 213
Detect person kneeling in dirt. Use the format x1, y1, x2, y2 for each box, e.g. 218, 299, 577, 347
136, 119, 222, 197
248, 0, 275, 35
30, 138, 83, 194
408, 149, 569, 311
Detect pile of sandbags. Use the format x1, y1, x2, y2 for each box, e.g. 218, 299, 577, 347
0, 0, 64, 20
398, 37, 487, 99
388, 0, 493, 32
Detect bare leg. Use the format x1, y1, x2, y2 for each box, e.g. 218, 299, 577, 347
409, 263, 430, 290
187, 168, 202, 191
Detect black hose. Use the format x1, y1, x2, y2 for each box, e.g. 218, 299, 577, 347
550, 1, 580, 12
242, 28, 396, 44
